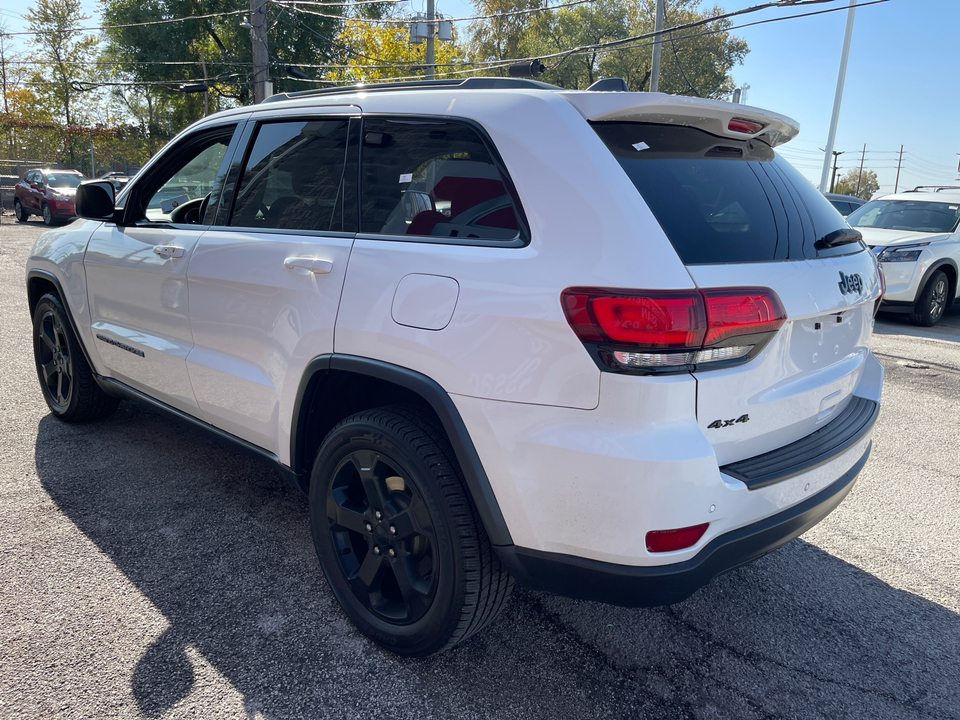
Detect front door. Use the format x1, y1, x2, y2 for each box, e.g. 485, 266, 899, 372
84, 122, 242, 414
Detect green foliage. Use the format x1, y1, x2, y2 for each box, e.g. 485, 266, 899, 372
469, 0, 748, 96
100, 0, 345, 133
24, 0, 100, 165
834, 168, 879, 201
331, 11, 467, 84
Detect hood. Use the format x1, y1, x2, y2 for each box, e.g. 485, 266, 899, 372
854, 227, 951, 248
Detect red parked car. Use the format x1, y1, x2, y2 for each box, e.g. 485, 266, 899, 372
14, 169, 87, 225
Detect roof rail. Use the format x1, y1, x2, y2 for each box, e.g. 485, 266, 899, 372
263, 76, 563, 104
905, 185, 960, 193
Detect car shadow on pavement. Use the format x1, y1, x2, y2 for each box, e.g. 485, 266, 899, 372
35, 404, 960, 720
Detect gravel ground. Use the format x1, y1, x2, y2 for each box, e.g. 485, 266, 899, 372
1, 216, 958, 719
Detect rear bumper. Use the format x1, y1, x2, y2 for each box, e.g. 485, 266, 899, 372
497, 442, 871, 607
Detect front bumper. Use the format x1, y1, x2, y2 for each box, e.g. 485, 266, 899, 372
497, 441, 871, 607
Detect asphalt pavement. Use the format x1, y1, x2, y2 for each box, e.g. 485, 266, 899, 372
1, 216, 958, 719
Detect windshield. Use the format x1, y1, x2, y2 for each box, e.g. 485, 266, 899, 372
848, 199, 960, 233
45, 173, 84, 188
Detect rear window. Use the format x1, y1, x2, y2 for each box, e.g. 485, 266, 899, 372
847, 199, 960, 233
591, 122, 859, 264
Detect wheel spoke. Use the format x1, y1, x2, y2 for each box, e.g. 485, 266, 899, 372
389, 555, 432, 618
40, 359, 57, 385
389, 498, 434, 543
353, 548, 386, 591
350, 450, 389, 510
39, 325, 57, 353
332, 502, 370, 535
56, 371, 67, 406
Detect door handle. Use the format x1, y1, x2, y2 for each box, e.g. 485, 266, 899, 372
284, 257, 333, 274
153, 245, 184, 258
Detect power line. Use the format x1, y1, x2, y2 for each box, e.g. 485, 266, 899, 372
273, 0, 599, 25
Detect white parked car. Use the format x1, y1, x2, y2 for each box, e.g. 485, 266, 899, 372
26, 77, 884, 656
847, 187, 960, 326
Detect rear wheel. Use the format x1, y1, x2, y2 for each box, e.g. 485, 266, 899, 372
911, 270, 948, 327
309, 406, 513, 657
42, 203, 55, 226
32, 293, 119, 422
14, 198, 28, 222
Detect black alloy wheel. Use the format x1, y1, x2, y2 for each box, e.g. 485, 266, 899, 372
35, 299, 74, 413
326, 447, 438, 624
912, 270, 949, 327
309, 406, 513, 657
14, 198, 28, 222
32, 293, 119, 422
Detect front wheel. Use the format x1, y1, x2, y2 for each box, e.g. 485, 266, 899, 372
309, 406, 513, 657
32, 293, 119, 422
42, 203, 55, 226
911, 270, 949, 327
14, 198, 28, 222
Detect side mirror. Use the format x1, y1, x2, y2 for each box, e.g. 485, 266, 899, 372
76, 180, 120, 222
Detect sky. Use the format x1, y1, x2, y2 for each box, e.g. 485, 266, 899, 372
2, 0, 956, 197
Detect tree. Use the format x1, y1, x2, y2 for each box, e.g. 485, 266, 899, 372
468, 0, 544, 73
101, 0, 345, 132
26, 0, 100, 165
834, 168, 879, 201
331, 11, 467, 84
470, 0, 748, 96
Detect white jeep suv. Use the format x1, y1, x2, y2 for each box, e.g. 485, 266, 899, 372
847, 187, 960, 326
26, 77, 884, 657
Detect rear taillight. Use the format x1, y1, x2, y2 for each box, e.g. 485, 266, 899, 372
561, 287, 785, 375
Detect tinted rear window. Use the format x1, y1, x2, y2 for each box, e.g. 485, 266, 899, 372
592, 122, 859, 264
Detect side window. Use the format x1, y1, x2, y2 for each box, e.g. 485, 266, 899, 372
228, 119, 351, 232
135, 126, 236, 223
360, 118, 525, 241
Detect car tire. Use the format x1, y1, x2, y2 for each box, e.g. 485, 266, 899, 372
32, 293, 120, 422
14, 199, 28, 222
42, 203, 55, 226
911, 270, 949, 327
309, 405, 513, 657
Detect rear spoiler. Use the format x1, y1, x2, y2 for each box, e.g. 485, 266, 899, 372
561, 91, 799, 147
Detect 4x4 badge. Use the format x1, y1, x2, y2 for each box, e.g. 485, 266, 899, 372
838, 271, 864, 296
707, 414, 749, 429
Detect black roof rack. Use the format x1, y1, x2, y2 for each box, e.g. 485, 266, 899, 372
263, 76, 564, 104
905, 185, 960, 193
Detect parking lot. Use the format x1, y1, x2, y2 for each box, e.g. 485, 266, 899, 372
1, 217, 958, 720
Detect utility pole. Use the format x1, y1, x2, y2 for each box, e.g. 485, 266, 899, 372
894, 145, 904, 192
250, 0, 270, 104
819, 0, 856, 192
650, 0, 665, 92
856, 143, 866, 196
830, 150, 844, 193
425, 0, 436, 80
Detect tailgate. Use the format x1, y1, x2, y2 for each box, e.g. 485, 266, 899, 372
688, 253, 881, 465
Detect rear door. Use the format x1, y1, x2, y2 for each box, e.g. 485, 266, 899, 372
592, 121, 882, 464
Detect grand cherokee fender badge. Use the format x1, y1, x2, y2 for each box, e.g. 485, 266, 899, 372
707, 414, 749, 429
838, 271, 864, 296
96, 333, 145, 357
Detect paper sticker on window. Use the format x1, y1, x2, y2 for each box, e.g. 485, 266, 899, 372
632, 142, 650, 151
399, 173, 413, 183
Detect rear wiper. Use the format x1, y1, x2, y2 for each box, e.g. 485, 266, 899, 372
815, 228, 863, 250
